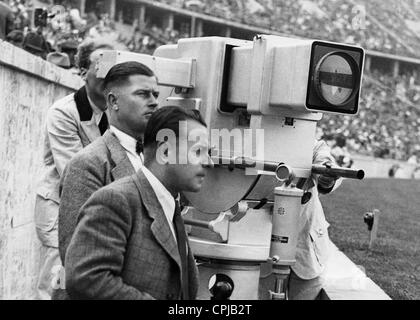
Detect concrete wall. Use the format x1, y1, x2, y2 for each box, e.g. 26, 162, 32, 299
0, 40, 83, 299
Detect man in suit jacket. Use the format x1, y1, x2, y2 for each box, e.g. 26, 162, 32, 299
58, 61, 159, 264
65, 106, 213, 299
34, 38, 114, 299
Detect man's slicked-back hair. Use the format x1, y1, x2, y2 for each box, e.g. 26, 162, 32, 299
103, 61, 155, 91
144, 106, 207, 149
76, 38, 114, 70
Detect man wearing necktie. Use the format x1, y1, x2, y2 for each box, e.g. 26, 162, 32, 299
54, 61, 159, 299
34, 38, 114, 300
173, 197, 190, 298
65, 106, 213, 299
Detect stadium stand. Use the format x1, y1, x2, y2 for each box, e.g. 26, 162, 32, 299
158, 0, 420, 58
2, 0, 420, 162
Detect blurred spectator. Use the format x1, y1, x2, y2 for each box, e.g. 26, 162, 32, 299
46, 50, 70, 68
330, 135, 354, 168
407, 153, 418, 165
6, 29, 24, 46
388, 164, 401, 178
58, 37, 78, 66
9, 0, 32, 31
22, 27, 50, 58
412, 166, 420, 179
0, 0, 14, 39
68, 8, 86, 30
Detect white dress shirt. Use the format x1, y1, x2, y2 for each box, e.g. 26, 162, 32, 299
141, 166, 177, 241
109, 125, 143, 171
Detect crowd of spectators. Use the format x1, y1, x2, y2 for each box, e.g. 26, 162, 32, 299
1, 0, 420, 162
319, 70, 420, 162
158, 0, 420, 58
4, 0, 420, 66
1, 0, 124, 68
121, 23, 188, 55
0, 0, 187, 64
155, 0, 420, 162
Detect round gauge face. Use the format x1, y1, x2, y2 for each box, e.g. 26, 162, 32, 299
314, 52, 358, 106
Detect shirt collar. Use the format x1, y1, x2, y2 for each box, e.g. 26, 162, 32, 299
141, 166, 176, 223
110, 125, 137, 155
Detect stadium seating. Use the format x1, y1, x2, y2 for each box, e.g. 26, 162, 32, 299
158, 0, 420, 58
4, 0, 420, 162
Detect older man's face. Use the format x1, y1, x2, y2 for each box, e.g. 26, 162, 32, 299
84, 49, 108, 109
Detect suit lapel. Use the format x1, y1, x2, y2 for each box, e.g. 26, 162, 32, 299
132, 170, 182, 271
74, 86, 102, 143
102, 130, 136, 180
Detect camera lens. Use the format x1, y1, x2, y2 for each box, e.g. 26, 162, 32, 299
314, 52, 359, 106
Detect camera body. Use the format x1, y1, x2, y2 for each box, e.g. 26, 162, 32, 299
153, 35, 364, 213
96, 35, 365, 299
97, 35, 364, 213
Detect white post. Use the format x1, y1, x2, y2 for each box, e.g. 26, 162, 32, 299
368, 209, 380, 249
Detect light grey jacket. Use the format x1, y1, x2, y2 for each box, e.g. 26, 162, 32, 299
35, 88, 102, 244
36, 91, 102, 204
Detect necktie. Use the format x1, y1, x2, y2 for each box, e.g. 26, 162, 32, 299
173, 199, 189, 300
98, 112, 108, 136
136, 139, 143, 155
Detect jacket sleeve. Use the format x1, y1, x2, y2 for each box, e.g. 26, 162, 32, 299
65, 186, 155, 300
46, 103, 84, 177
58, 152, 107, 263
313, 140, 342, 194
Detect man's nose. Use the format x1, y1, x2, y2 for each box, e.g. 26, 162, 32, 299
149, 93, 158, 106
203, 154, 214, 168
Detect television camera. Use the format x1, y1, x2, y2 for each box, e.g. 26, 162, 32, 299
96, 35, 365, 300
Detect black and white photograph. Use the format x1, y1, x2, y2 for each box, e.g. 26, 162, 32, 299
0, 0, 419, 306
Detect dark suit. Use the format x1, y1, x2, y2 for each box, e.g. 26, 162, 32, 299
58, 130, 135, 263
65, 169, 199, 300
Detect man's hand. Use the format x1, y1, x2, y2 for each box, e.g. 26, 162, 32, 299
318, 174, 337, 189
284, 170, 296, 187
317, 161, 339, 192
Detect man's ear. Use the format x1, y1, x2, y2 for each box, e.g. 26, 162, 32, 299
107, 91, 118, 110
156, 141, 169, 165
80, 68, 88, 80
